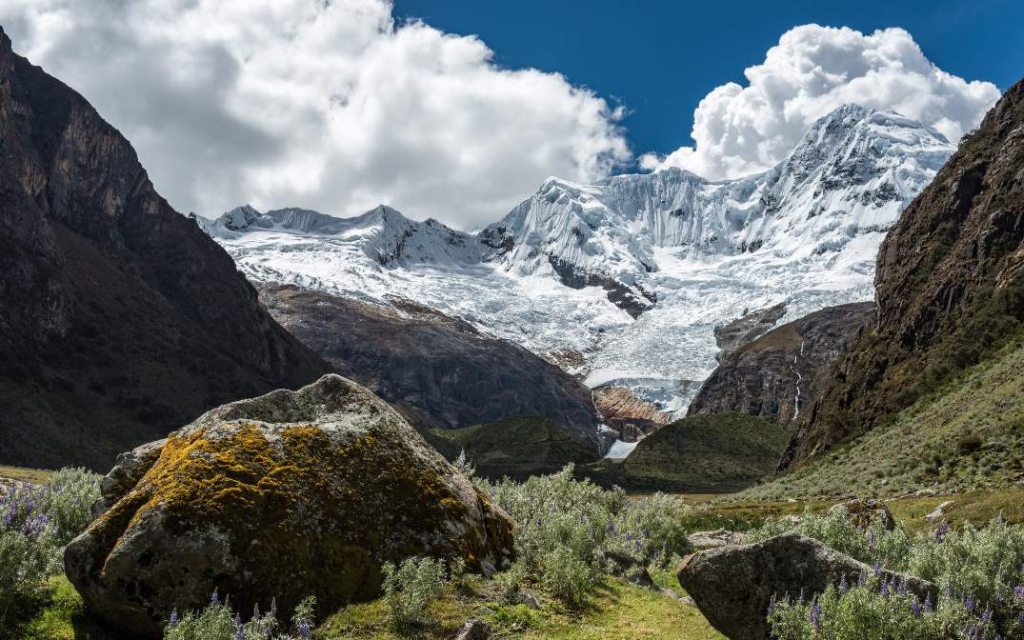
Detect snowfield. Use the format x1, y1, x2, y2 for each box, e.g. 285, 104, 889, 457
199, 105, 954, 417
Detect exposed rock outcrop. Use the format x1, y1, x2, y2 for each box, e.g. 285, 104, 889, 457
258, 285, 600, 445
713, 303, 787, 362
65, 375, 514, 638
785, 79, 1024, 468
828, 498, 896, 531
677, 532, 936, 640
0, 28, 328, 469
689, 303, 874, 427
592, 386, 670, 442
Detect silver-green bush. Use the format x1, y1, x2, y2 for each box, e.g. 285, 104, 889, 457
381, 556, 448, 629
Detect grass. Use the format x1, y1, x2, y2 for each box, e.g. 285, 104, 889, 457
0, 466, 53, 485
583, 413, 791, 492
742, 336, 1024, 501
316, 575, 723, 640
12, 576, 114, 640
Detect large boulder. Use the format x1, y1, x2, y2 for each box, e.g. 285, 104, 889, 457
676, 532, 935, 640
828, 498, 896, 531
65, 375, 514, 638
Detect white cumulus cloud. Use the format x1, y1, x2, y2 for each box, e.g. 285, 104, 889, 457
641, 25, 1000, 179
0, 0, 630, 228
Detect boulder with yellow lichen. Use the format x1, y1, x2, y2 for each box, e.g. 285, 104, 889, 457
64, 374, 515, 638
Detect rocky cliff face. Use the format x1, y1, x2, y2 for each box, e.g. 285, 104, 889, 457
782, 79, 1024, 468
258, 284, 600, 444
592, 386, 670, 441
0, 28, 329, 468
689, 303, 874, 427
712, 303, 787, 363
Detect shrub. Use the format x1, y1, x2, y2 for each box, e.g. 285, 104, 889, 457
38, 468, 101, 546
381, 557, 448, 629
163, 592, 316, 639
746, 507, 912, 568
482, 465, 691, 607
769, 578, 1023, 640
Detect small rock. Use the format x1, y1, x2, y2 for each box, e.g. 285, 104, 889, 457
454, 619, 490, 640
828, 498, 896, 530
913, 488, 937, 497
925, 500, 955, 522
522, 593, 541, 610
687, 528, 744, 550
677, 532, 936, 640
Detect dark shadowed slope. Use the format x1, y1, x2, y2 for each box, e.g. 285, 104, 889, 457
0, 27, 329, 469
258, 284, 600, 444
689, 303, 874, 427
783, 78, 1024, 468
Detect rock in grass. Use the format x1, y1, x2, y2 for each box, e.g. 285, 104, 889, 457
65, 375, 514, 638
828, 498, 896, 531
454, 619, 491, 640
676, 532, 935, 640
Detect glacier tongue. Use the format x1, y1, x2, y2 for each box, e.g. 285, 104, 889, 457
202, 104, 954, 417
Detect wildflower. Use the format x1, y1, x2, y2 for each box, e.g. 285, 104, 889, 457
867, 528, 876, 549
880, 579, 890, 598
604, 521, 616, 534
767, 594, 776, 615
808, 600, 822, 630
873, 561, 882, 578
910, 596, 922, 616
934, 520, 950, 543
896, 577, 907, 597
924, 593, 934, 613
211, 588, 220, 605
298, 621, 312, 639
839, 573, 849, 593
982, 607, 992, 624
169, 609, 179, 625
1014, 585, 1024, 601
965, 594, 975, 613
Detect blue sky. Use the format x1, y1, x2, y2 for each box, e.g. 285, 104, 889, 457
395, 0, 1024, 160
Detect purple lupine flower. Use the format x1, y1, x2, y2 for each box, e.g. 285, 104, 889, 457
797, 588, 805, 605
807, 601, 822, 630
866, 528, 876, 549
857, 571, 866, 588
605, 521, 616, 534
896, 578, 908, 597
233, 613, 245, 640
934, 520, 950, 543
767, 594, 776, 615
211, 588, 220, 605
839, 573, 849, 593
169, 609, 179, 625
873, 562, 882, 578
911, 596, 922, 616
982, 607, 993, 624
944, 585, 953, 598
924, 593, 934, 613
298, 621, 312, 639
1014, 585, 1024, 600
880, 579, 890, 598
965, 594, 975, 613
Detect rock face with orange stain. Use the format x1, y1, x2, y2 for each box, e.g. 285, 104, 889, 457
65, 375, 514, 638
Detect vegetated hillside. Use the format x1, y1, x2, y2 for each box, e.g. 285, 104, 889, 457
428, 416, 599, 481
744, 332, 1024, 501
259, 284, 600, 444
689, 302, 874, 427
784, 78, 1024, 468
583, 413, 791, 492
0, 28, 329, 469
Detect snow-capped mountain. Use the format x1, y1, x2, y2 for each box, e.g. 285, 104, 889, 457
200, 105, 955, 415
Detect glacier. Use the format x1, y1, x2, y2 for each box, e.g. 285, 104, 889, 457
198, 104, 955, 416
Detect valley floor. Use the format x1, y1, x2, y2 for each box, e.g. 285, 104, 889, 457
8, 461, 1021, 640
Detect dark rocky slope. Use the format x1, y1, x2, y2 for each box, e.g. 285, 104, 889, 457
783, 79, 1024, 468
258, 284, 600, 445
689, 303, 874, 427
0, 28, 329, 469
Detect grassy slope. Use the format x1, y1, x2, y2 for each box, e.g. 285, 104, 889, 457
741, 335, 1024, 501
427, 417, 599, 481
584, 413, 792, 492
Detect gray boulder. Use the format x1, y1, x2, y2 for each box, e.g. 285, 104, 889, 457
65, 375, 514, 638
828, 498, 896, 531
676, 532, 935, 640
